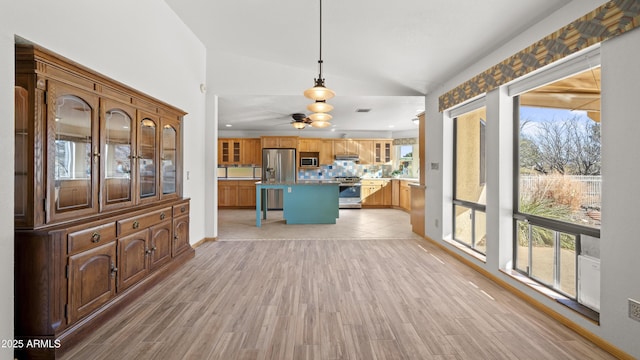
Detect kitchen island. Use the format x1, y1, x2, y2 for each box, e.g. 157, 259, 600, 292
256, 181, 339, 227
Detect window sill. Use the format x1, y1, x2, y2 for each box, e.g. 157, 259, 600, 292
443, 237, 486, 263
501, 269, 599, 324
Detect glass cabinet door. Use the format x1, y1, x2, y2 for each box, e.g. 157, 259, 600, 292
161, 122, 177, 196
103, 103, 134, 208
138, 115, 158, 201
14, 86, 29, 224
52, 90, 98, 217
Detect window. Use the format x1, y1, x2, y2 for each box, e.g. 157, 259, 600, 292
453, 105, 487, 255
513, 64, 601, 301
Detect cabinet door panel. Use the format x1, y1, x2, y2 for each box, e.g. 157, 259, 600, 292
161, 118, 179, 198
68, 242, 116, 323
138, 112, 159, 203
118, 230, 149, 291
48, 82, 100, 222
173, 214, 190, 257
102, 100, 135, 210
149, 220, 172, 270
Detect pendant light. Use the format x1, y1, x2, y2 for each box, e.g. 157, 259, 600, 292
304, 0, 335, 102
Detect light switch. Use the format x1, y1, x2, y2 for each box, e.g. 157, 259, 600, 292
288, 187, 292, 193
430, 162, 439, 170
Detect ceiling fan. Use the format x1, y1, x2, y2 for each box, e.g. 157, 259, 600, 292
290, 113, 313, 129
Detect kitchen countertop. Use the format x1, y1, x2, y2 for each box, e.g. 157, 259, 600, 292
257, 180, 339, 185
219, 177, 261, 181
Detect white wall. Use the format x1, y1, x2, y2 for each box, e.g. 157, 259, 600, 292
600, 27, 640, 357
0, 1, 206, 358
425, 0, 640, 356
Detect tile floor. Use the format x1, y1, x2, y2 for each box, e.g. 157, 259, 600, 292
217, 208, 421, 241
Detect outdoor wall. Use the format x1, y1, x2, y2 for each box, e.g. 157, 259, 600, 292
0, 1, 206, 359
424, 0, 639, 357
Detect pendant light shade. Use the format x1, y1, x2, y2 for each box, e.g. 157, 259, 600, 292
307, 100, 334, 113
304, 81, 335, 101
310, 120, 331, 128
308, 112, 332, 122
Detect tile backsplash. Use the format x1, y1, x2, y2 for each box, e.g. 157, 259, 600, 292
297, 161, 393, 180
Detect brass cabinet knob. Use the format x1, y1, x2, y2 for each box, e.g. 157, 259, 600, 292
180, 206, 186, 213
91, 232, 101, 243
160, 212, 166, 220
133, 221, 139, 229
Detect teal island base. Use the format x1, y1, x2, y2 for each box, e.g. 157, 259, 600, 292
256, 182, 339, 227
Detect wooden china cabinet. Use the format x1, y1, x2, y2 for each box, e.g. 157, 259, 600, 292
13, 44, 194, 359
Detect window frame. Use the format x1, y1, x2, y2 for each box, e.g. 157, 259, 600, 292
451, 99, 488, 255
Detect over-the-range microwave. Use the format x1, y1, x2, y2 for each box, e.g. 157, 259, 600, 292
300, 157, 319, 167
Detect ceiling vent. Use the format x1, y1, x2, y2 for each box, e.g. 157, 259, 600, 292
356, 108, 371, 113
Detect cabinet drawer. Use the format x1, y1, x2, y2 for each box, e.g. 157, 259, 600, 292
173, 203, 189, 217
118, 207, 172, 237
68, 223, 117, 254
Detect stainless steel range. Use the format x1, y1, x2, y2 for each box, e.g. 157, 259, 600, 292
334, 176, 362, 209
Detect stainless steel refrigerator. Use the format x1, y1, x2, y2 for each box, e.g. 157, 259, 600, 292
262, 148, 296, 209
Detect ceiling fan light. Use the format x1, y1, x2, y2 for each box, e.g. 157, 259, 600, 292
304, 85, 335, 101
307, 100, 334, 113
291, 122, 306, 129
310, 120, 331, 128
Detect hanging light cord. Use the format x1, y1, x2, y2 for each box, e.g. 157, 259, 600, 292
317, 0, 324, 82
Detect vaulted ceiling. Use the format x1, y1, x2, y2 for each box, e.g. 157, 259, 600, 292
165, 0, 572, 132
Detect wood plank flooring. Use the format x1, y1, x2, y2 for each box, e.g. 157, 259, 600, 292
61, 210, 614, 359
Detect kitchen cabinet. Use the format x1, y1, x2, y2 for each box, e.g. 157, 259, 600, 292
218, 138, 242, 164
242, 138, 262, 165
298, 138, 322, 152
392, 180, 400, 207
219, 138, 261, 165
13, 44, 194, 358
333, 139, 360, 155
218, 180, 239, 206
400, 180, 412, 211
361, 179, 391, 207
374, 140, 392, 164
356, 140, 374, 164
262, 136, 298, 148
319, 139, 334, 165
238, 180, 258, 207
218, 180, 257, 207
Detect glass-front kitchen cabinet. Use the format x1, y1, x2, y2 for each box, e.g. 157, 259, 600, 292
14, 43, 193, 359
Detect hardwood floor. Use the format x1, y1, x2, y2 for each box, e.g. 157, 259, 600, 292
61, 209, 614, 359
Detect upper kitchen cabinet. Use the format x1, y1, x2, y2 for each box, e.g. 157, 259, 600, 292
333, 139, 360, 156
218, 138, 242, 165
262, 136, 298, 149
319, 140, 334, 165
298, 138, 321, 152
356, 140, 374, 164
14, 44, 186, 228
374, 140, 392, 164
242, 138, 261, 165
218, 138, 260, 165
